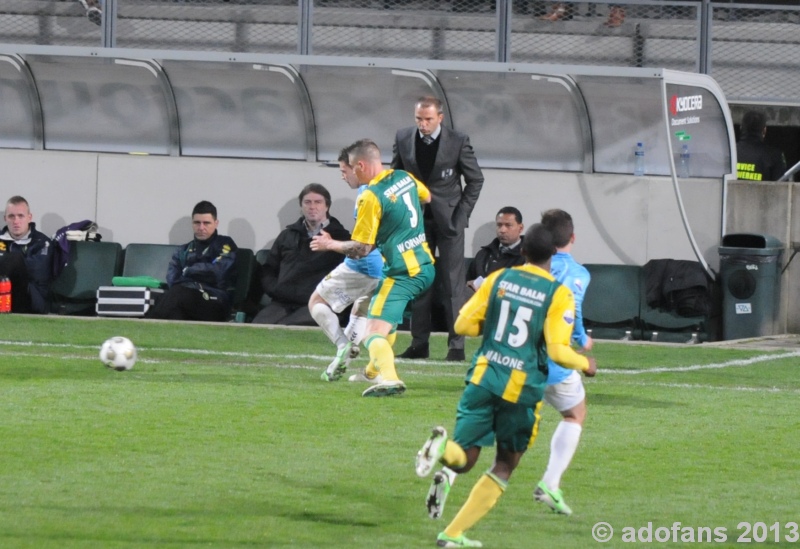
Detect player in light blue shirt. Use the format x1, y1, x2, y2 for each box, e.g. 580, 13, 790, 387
546, 249, 591, 384
534, 209, 594, 516
311, 146, 383, 382
343, 184, 383, 280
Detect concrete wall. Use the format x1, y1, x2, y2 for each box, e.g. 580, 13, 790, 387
725, 181, 800, 334
1, 148, 721, 260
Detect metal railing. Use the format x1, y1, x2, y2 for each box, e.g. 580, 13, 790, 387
778, 160, 800, 182
1, 0, 799, 105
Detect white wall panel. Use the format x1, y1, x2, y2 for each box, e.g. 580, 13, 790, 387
1, 149, 718, 269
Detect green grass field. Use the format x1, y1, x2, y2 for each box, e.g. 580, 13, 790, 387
1, 316, 799, 549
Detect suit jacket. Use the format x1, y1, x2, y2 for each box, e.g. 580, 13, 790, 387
391, 124, 484, 237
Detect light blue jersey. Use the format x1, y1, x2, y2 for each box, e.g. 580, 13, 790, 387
547, 251, 591, 385
344, 185, 383, 279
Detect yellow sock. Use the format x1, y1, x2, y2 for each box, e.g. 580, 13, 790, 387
442, 440, 467, 469
444, 474, 505, 539
363, 358, 379, 379
365, 335, 399, 381
363, 331, 397, 379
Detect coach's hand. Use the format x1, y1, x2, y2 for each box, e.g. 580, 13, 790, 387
310, 230, 332, 252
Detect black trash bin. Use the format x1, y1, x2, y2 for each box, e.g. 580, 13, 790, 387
718, 233, 783, 340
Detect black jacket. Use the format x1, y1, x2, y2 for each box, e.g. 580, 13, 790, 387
643, 258, 711, 316
467, 237, 525, 281
0, 223, 53, 313
167, 231, 238, 307
736, 136, 787, 181
260, 216, 350, 306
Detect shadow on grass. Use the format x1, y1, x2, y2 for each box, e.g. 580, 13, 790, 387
277, 510, 378, 528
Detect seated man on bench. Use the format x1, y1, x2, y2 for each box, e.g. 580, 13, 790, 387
148, 200, 238, 322
466, 206, 526, 294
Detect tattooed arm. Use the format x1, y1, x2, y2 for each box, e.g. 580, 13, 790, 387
310, 230, 374, 259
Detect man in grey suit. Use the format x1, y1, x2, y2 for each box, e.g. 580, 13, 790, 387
391, 96, 485, 361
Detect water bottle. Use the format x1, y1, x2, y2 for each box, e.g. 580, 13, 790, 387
0, 277, 11, 313
633, 142, 645, 176
678, 144, 691, 178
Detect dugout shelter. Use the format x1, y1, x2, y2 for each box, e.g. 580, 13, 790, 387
0, 49, 735, 271
6, 50, 775, 337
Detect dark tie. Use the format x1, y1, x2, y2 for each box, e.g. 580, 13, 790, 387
422, 135, 434, 145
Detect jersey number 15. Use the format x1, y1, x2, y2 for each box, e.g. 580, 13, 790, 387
493, 300, 533, 348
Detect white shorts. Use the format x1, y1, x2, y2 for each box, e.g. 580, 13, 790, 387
543, 370, 586, 412
315, 263, 380, 313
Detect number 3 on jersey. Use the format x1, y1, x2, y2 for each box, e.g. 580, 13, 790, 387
402, 193, 419, 228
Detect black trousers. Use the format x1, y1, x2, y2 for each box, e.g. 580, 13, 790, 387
407, 217, 467, 351
147, 284, 230, 322
0, 252, 34, 313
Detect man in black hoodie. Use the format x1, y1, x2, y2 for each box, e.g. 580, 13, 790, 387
253, 183, 350, 326
736, 110, 787, 182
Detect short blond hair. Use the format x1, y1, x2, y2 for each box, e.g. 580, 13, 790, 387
415, 96, 443, 114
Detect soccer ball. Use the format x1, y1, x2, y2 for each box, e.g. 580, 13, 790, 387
99, 336, 137, 371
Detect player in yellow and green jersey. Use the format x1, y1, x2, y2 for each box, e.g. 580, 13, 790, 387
311, 139, 435, 397
414, 223, 597, 548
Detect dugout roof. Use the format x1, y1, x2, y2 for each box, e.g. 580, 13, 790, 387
0, 46, 735, 178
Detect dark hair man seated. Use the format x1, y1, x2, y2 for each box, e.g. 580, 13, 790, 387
252, 183, 350, 326
148, 200, 238, 322
0, 196, 53, 314
466, 206, 525, 294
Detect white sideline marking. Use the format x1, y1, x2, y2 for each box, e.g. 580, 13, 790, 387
603, 350, 800, 374
0, 349, 320, 369
612, 380, 800, 394
0, 340, 325, 361
4, 349, 796, 395
1, 340, 798, 376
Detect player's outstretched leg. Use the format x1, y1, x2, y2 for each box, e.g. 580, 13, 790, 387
416, 427, 447, 477
348, 365, 383, 384
321, 335, 361, 382
536, 407, 583, 515
361, 334, 405, 397
344, 343, 360, 368
436, 472, 507, 548
361, 379, 405, 397
534, 480, 573, 516
427, 467, 456, 519
321, 341, 352, 382
435, 532, 483, 548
